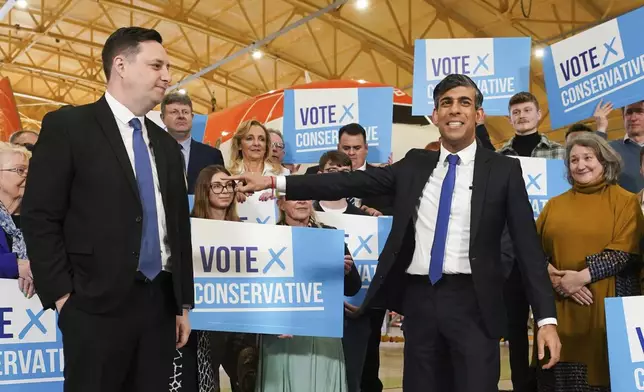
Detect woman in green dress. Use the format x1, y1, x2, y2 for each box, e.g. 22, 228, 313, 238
255, 199, 362, 392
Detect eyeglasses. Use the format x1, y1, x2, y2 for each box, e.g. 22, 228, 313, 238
1, 167, 28, 177
209, 182, 235, 194
271, 142, 284, 150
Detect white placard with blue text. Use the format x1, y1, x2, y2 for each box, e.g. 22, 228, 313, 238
605, 296, 644, 391
282, 87, 393, 164
412, 37, 531, 116
190, 218, 346, 337
0, 279, 64, 391
316, 213, 393, 307
543, 6, 644, 129
188, 193, 278, 225
513, 157, 570, 218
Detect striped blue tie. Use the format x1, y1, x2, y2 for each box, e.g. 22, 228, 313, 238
429, 154, 460, 284
130, 118, 162, 280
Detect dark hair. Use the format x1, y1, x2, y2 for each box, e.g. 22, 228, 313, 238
161, 93, 193, 115
338, 123, 366, 143
508, 92, 540, 112
102, 27, 163, 81
192, 165, 239, 221
318, 150, 352, 170
433, 74, 483, 109
565, 123, 594, 140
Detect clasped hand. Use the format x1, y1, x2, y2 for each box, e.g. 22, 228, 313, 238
17, 259, 35, 298
549, 266, 593, 306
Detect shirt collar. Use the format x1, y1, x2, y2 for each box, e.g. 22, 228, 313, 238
439, 139, 477, 165
179, 138, 192, 150
623, 134, 644, 147
356, 162, 367, 171
105, 91, 144, 127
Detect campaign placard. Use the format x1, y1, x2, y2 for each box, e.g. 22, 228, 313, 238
606, 296, 644, 391
189, 218, 346, 337
282, 87, 393, 164
412, 37, 531, 116
315, 212, 393, 307
543, 6, 644, 129
0, 279, 64, 391
513, 157, 570, 218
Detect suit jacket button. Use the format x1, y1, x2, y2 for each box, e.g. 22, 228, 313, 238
136, 216, 142, 223
133, 251, 139, 259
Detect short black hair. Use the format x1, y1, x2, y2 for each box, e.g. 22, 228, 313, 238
338, 123, 366, 143
9, 130, 38, 144
102, 27, 163, 81
565, 123, 594, 140
433, 74, 483, 109
161, 93, 193, 114
319, 150, 352, 170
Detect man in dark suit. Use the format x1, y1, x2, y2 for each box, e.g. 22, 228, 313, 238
21, 27, 193, 392
160, 92, 224, 194
227, 74, 561, 391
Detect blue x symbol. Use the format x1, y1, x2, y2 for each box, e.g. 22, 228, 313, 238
339, 103, 355, 123
353, 235, 373, 257
263, 247, 287, 273
256, 216, 270, 224
19, 309, 47, 340
473, 54, 490, 74
602, 37, 618, 65
526, 173, 542, 191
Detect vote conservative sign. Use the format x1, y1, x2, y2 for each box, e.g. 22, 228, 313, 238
282, 87, 393, 164
606, 296, 644, 391
0, 279, 64, 391
190, 218, 346, 338
543, 6, 644, 129
513, 157, 570, 218
412, 37, 531, 116
316, 212, 393, 307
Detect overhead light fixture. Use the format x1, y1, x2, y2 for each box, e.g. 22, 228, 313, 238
357, 79, 367, 84
16, 0, 28, 9
252, 50, 263, 60
178, 89, 186, 95
534, 48, 545, 58
355, 0, 369, 10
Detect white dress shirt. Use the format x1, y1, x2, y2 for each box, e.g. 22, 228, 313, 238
105, 92, 172, 271
276, 142, 555, 326
406, 142, 475, 275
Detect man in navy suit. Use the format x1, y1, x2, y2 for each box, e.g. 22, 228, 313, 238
161, 92, 224, 194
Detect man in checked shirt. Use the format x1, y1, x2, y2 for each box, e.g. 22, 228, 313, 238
496, 91, 565, 392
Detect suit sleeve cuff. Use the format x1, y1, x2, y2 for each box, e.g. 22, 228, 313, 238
276, 176, 286, 193
536, 317, 557, 328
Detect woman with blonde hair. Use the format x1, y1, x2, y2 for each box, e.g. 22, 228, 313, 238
535, 133, 643, 391
228, 120, 289, 176
255, 197, 361, 392
171, 165, 258, 392
0, 142, 34, 298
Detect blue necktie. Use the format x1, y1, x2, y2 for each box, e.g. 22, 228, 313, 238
130, 118, 162, 280
429, 154, 460, 284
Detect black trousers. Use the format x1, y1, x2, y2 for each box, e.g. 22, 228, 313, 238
58, 272, 177, 392
504, 263, 537, 392
402, 274, 500, 392
343, 315, 371, 392
360, 308, 386, 392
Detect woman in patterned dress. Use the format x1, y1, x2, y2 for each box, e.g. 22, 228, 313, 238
535, 133, 643, 391
170, 165, 258, 392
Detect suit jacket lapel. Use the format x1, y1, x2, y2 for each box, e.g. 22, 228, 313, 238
146, 118, 169, 201
94, 96, 140, 201
469, 146, 492, 247
187, 139, 197, 177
